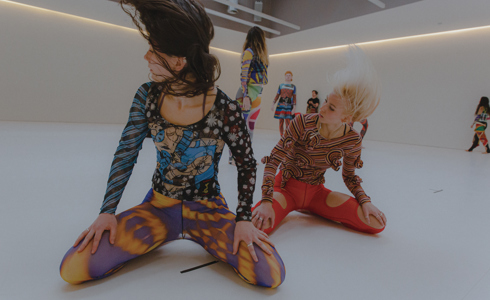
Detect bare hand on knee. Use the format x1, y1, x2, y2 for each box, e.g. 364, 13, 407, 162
252, 201, 275, 231
361, 202, 386, 227
233, 221, 274, 262
74, 213, 117, 254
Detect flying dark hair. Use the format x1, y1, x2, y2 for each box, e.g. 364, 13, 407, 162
475, 96, 490, 114
120, 0, 221, 97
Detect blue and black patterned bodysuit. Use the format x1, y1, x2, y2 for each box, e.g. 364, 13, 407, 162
100, 82, 257, 221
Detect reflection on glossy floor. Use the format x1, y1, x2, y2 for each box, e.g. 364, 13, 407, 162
1, 121, 490, 300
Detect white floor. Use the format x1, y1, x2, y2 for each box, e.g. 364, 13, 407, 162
1, 121, 490, 300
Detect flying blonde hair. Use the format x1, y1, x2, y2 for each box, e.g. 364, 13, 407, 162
330, 45, 380, 123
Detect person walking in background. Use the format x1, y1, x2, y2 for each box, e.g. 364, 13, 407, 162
272, 71, 296, 137
229, 26, 269, 165
306, 90, 320, 113
467, 96, 490, 153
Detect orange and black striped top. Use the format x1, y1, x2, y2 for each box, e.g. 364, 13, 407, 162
261, 114, 370, 205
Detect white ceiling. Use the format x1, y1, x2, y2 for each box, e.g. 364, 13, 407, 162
7, 0, 490, 54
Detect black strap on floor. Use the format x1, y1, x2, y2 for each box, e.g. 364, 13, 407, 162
180, 260, 219, 274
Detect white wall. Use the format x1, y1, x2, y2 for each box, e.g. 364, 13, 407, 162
2, 0, 489, 150
257, 28, 490, 149
0, 1, 241, 124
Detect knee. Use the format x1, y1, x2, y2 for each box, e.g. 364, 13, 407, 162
356, 207, 386, 233
60, 245, 97, 284
60, 250, 90, 284
254, 255, 286, 288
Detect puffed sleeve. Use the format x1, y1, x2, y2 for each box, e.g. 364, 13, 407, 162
222, 97, 257, 221
341, 136, 371, 205
261, 114, 305, 203
100, 83, 151, 214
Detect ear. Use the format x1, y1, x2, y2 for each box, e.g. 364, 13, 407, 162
174, 57, 187, 72
341, 114, 353, 123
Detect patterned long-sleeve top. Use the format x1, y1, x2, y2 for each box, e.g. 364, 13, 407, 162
101, 82, 257, 221
261, 114, 370, 205
240, 48, 268, 97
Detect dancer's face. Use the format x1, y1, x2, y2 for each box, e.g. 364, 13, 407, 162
312, 91, 317, 98
285, 73, 292, 82
318, 93, 349, 124
144, 45, 185, 82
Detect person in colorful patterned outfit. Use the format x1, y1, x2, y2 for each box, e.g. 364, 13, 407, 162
229, 26, 269, 165
253, 46, 386, 235
467, 96, 490, 153
60, 0, 285, 288
272, 71, 296, 137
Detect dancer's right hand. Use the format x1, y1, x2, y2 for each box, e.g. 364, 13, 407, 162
252, 201, 275, 231
74, 213, 117, 254
271, 102, 275, 111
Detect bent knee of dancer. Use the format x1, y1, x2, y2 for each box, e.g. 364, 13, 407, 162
235, 244, 286, 288
60, 248, 94, 284
356, 207, 385, 234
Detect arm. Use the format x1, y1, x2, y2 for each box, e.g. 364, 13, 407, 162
222, 98, 257, 222
271, 85, 281, 110
223, 97, 274, 261
341, 137, 370, 205
313, 99, 319, 108
100, 83, 151, 214
261, 114, 304, 203
240, 49, 254, 98
75, 83, 151, 253
292, 85, 297, 114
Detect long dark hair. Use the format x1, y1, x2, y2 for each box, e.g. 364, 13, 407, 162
243, 26, 268, 65
121, 0, 221, 97
475, 96, 490, 114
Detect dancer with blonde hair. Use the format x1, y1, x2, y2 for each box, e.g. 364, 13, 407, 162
253, 46, 386, 234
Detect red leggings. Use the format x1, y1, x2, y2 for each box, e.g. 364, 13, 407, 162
254, 173, 384, 235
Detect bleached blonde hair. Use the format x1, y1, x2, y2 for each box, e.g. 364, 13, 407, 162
330, 45, 380, 122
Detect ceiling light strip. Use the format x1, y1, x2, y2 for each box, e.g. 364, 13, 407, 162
0, 0, 137, 32
205, 8, 280, 35
213, 0, 300, 30
270, 24, 490, 57
0, 0, 240, 55
368, 0, 386, 9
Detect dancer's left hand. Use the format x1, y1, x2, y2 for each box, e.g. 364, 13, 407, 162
243, 96, 251, 111
233, 221, 274, 262
361, 202, 387, 227
252, 201, 275, 231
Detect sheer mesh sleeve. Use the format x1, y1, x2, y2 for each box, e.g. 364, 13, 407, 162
222, 98, 257, 221
100, 83, 151, 214
342, 137, 370, 205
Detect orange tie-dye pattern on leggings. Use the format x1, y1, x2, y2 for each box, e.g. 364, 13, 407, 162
60, 189, 285, 287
